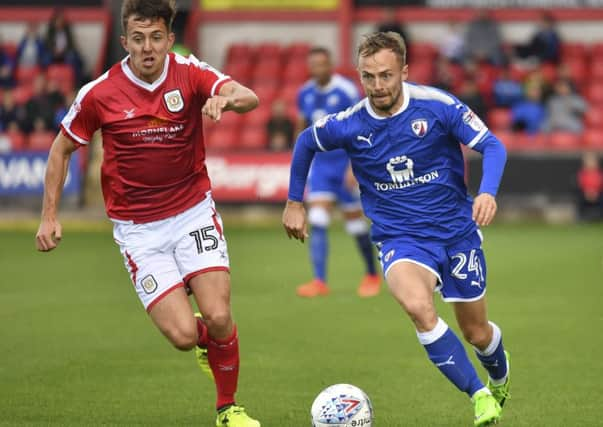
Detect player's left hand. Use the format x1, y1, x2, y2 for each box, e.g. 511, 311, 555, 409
202, 95, 232, 122
282, 200, 308, 242
472, 193, 497, 226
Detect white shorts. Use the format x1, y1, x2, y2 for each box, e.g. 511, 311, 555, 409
112, 194, 230, 312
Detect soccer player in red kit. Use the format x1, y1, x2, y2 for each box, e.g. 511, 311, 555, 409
35, 1, 260, 426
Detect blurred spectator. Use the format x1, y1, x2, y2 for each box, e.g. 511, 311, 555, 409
0, 90, 20, 132
15, 22, 49, 69
45, 8, 84, 84
53, 88, 76, 130
0, 38, 15, 88
511, 84, 546, 134
515, 12, 561, 65
524, 69, 553, 102
432, 57, 456, 92
492, 68, 523, 108
576, 152, 603, 221
543, 79, 587, 133
18, 74, 64, 134
438, 21, 465, 64
457, 76, 488, 122
376, 8, 411, 51
266, 99, 294, 152
463, 10, 506, 66
556, 63, 578, 92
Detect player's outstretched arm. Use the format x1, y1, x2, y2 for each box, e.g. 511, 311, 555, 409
36, 132, 78, 252
282, 128, 320, 242
202, 81, 259, 122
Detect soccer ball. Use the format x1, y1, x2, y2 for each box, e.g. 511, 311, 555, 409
311, 384, 373, 427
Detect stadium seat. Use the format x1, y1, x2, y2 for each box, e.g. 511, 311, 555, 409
283, 59, 309, 85
286, 42, 311, 59
256, 42, 282, 59
491, 130, 516, 150
564, 57, 588, 82
539, 63, 557, 83
226, 43, 254, 63
591, 42, 603, 58
251, 82, 278, 106
513, 132, 549, 151
12, 84, 33, 105
408, 60, 433, 85
15, 66, 41, 86
590, 58, 603, 80
224, 61, 252, 85
27, 130, 55, 151
245, 103, 272, 127
548, 131, 582, 151
253, 58, 282, 83
586, 83, 603, 105
409, 42, 438, 62
217, 111, 244, 130
583, 129, 603, 149
46, 64, 75, 95
239, 124, 268, 150
0, 130, 26, 151
206, 127, 239, 151
561, 42, 588, 62
279, 83, 300, 105
487, 108, 512, 131
585, 107, 603, 129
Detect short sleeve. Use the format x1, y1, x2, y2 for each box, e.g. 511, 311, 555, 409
60, 82, 101, 146
187, 54, 232, 98
311, 113, 346, 152
445, 101, 490, 150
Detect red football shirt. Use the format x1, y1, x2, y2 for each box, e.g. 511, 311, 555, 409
61, 53, 231, 223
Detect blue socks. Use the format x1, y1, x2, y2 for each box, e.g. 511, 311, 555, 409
474, 322, 508, 383
354, 233, 377, 275
310, 225, 328, 282
418, 318, 485, 397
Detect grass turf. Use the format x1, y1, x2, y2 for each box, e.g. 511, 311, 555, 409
0, 222, 602, 426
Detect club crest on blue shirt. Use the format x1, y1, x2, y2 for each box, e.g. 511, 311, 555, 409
411, 119, 428, 137
462, 109, 486, 132
164, 89, 184, 113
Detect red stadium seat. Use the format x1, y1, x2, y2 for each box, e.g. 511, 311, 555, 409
513, 133, 549, 151
585, 108, 603, 129
15, 66, 41, 86
590, 58, 603, 81
245, 103, 272, 127
224, 61, 252, 85
564, 58, 587, 82
286, 42, 311, 60
28, 130, 55, 151
46, 64, 75, 95
0, 130, 26, 151
561, 42, 588, 61
487, 108, 512, 131
206, 127, 239, 151
591, 43, 603, 58
239, 124, 268, 150
251, 82, 278, 106
409, 42, 438, 62
256, 43, 282, 59
491, 130, 516, 150
12, 84, 33, 105
583, 129, 603, 149
226, 43, 254, 63
279, 84, 299, 105
217, 111, 244, 130
539, 63, 557, 83
283, 59, 309, 85
586, 83, 603, 105
548, 132, 582, 151
253, 58, 282, 83
408, 60, 433, 85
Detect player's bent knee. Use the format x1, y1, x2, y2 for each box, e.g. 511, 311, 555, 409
202, 308, 232, 331
400, 301, 437, 329
461, 326, 491, 347
165, 325, 198, 351
308, 206, 331, 227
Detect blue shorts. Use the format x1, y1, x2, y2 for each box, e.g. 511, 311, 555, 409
378, 230, 487, 302
308, 150, 360, 210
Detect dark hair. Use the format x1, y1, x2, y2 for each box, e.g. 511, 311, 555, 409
121, 0, 176, 34
308, 46, 331, 59
357, 31, 407, 66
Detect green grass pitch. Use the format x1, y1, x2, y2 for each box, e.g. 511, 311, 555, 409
1, 222, 602, 426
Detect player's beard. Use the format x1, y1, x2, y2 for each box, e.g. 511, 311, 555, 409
370, 88, 402, 115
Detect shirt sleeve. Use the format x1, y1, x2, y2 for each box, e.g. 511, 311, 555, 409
187, 54, 232, 98
60, 83, 101, 147
445, 101, 507, 196
312, 113, 346, 152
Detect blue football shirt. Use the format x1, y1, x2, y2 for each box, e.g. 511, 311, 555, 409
308, 82, 498, 243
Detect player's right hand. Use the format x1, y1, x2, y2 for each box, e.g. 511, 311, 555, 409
282, 200, 308, 243
36, 218, 62, 252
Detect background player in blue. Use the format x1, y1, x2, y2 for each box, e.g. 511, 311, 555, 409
283, 33, 510, 426
295, 46, 380, 298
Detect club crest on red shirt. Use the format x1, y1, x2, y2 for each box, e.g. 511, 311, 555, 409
164, 89, 184, 113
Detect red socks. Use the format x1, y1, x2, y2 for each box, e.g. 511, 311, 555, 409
207, 325, 240, 409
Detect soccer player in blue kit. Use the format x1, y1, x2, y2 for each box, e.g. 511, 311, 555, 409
296, 47, 381, 298
283, 33, 510, 426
